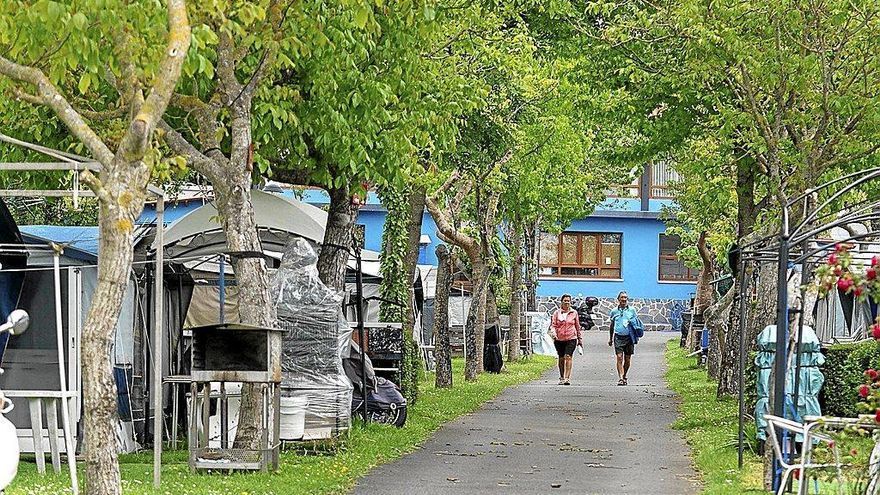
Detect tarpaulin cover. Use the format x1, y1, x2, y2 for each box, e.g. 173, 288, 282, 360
272, 238, 352, 438
754, 325, 825, 441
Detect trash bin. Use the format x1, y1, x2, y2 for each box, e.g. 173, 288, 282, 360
483, 323, 503, 373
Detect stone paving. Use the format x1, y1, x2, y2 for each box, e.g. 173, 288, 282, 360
352, 331, 701, 495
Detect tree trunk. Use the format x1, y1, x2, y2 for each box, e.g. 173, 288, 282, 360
210, 141, 277, 449
83, 206, 139, 495
716, 157, 762, 396
424, 190, 484, 382
318, 184, 357, 292
706, 285, 734, 380
434, 245, 453, 388
398, 187, 427, 402
378, 184, 426, 403
463, 259, 485, 381
717, 260, 777, 396
508, 226, 523, 362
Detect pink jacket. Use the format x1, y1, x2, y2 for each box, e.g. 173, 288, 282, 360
551, 309, 582, 343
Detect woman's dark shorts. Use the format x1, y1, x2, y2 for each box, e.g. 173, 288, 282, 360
554, 339, 577, 357
614, 334, 635, 356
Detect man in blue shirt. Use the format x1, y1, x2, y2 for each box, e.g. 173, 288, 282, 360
608, 291, 637, 386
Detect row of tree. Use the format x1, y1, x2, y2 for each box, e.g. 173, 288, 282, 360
583, 0, 880, 398
0, 1, 622, 493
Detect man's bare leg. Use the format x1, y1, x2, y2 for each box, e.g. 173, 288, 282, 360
616, 353, 625, 378
623, 355, 632, 380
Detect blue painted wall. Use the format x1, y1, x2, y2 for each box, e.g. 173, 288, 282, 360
535, 216, 696, 300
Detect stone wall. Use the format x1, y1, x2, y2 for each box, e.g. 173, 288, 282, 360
536, 295, 688, 332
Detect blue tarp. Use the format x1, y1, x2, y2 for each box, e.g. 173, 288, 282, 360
18, 225, 100, 257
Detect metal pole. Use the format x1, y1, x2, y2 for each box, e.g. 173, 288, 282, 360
153, 199, 165, 488
772, 214, 790, 492
737, 259, 750, 469
219, 255, 225, 324
53, 252, 79, 494
355, 244, 368, 422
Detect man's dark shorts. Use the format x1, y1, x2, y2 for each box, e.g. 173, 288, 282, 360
614, 334, 634, 356
554, 339, 577, 357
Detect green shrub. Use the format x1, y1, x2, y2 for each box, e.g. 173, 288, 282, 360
820, 340, 880, 417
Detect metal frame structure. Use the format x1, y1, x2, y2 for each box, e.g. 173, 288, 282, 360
0, 132, 167, 489
733, 166, 880, 488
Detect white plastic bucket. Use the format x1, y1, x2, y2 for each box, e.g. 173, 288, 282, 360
279, 396, 309, 440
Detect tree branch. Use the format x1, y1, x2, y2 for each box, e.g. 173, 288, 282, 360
0, 57, 115, 165
116, 0, 191, 162
158, 119, 221, 177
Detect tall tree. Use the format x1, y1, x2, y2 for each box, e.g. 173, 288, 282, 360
0, 1, 190, 492
264, 2, 458, 290
589, 0, 880, 395
158, 0, 288, 448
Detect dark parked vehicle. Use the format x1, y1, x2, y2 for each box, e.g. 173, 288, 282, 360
343, 341, 407, 428
578, 296, 600, 332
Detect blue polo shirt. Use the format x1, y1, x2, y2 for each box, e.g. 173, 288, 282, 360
610, 306, 637, 336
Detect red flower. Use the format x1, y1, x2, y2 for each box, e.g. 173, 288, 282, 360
873, 256, 879, 267
866, 369, 879, 380
860, 384, 870, 398
829, 253, 839, 265
829, 441, 836, 449
834, 266, 843, 276
838, 278, 853, 292
869, 268, 877, 281
855, 286, 864, 297
874, 409, 880, 423
793, 468, 801, 480
872, 324, 880, 340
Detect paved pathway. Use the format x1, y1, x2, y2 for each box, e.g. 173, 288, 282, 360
352, 331, 701, 495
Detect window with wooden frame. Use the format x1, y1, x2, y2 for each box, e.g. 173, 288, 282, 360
659, 233, 698, 281
538, 232, 622, 279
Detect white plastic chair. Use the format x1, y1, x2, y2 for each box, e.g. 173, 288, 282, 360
764, 414, 844, 495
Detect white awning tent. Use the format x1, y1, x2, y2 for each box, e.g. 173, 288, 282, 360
157, 190, 327, 258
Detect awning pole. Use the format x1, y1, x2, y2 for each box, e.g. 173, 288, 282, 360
153, 198, 165, 488
54, 251, 79, 494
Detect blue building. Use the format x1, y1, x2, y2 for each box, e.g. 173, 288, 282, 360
530, 163, 695, 329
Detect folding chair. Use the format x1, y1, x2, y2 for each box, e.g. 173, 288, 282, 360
765, 414, 844, 495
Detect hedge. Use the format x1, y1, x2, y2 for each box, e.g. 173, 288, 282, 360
820, 340, 880, 417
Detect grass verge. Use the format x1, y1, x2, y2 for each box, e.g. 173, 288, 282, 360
664, 340, 765, 494
8, 355, 554, 495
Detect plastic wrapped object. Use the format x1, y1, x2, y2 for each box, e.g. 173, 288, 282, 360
272, 238, 353, 439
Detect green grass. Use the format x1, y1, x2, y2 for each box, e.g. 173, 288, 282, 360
664, 340, 765, 494
8, 356, 554, 495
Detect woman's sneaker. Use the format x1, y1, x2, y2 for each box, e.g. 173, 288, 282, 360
558, 378, 565, 385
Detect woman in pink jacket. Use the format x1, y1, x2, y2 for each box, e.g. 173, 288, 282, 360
550, 294, 582, 385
